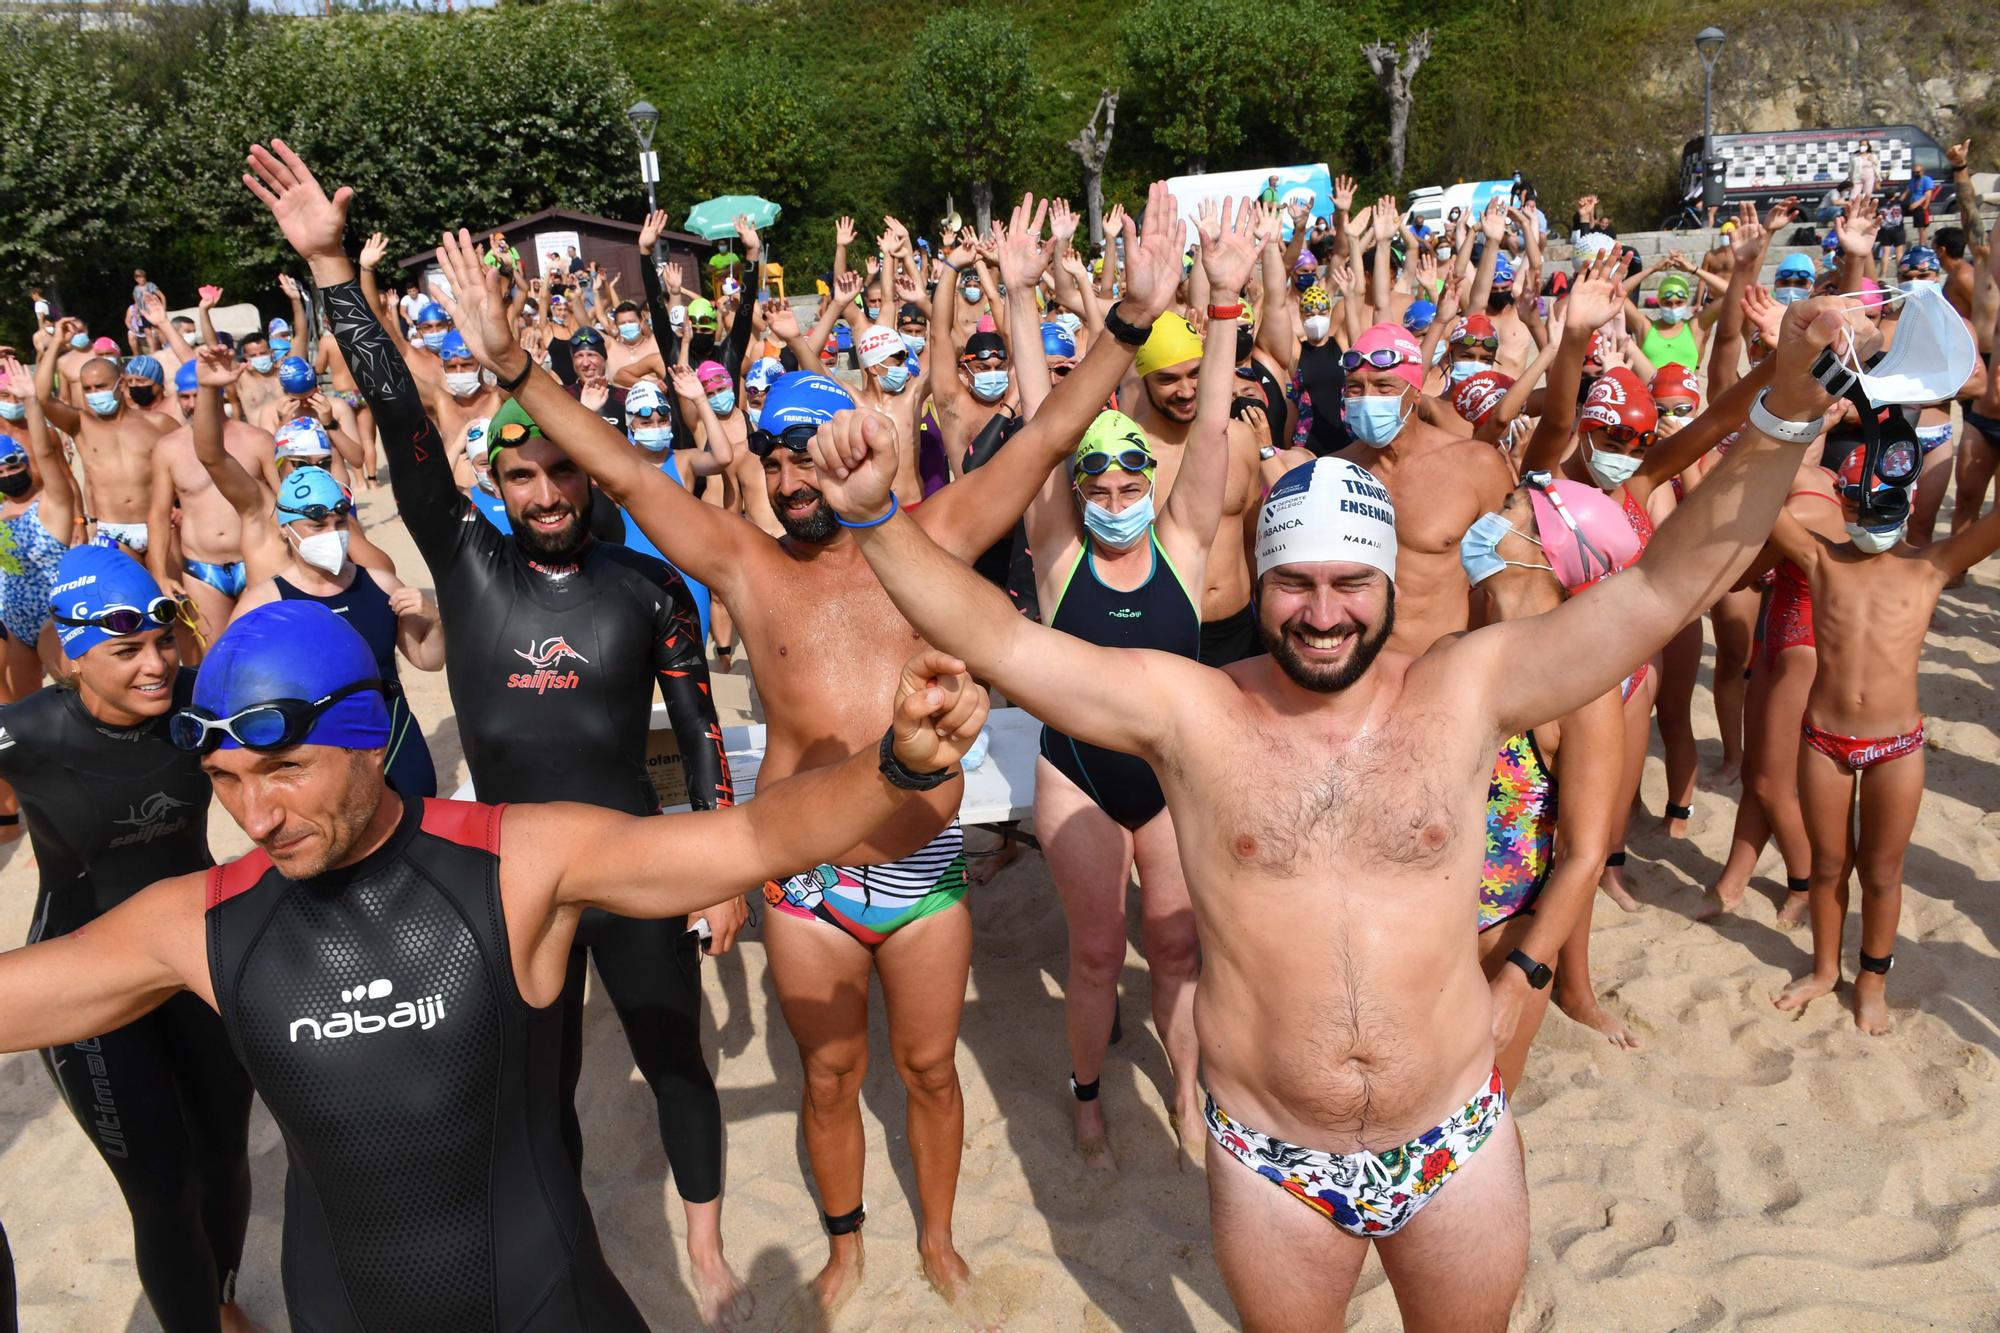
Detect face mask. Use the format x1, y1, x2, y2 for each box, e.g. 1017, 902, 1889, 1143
472, 464, 496, 495
1458, 510, 1553, 586
633, 425, 673, 452
0, 468, 29, 500
1773, 286, 1810, 306
971, 369, 1009, 402
1302, 315, 1332, 342
1905, 278, 1943, 295
866, 306, 880, 320
1585, 440, 1643, 489
1845, 520, 1904, 554
271, 338, 292, 356
745, 406, 761, 430
707, 389, 736, 415
878, 364, 911, 394
422, 331, 447, 351
1449, 360, 1486, 385
180, 329, 200, 345
962, 285, 983, 304
293, 527, 349, 574
0, 402, 25, 422
1054, 314, 1083, 339
1840, 282, 1977, 405
617, 322, 642, 343
128, 384, 158, 406
69, 333, 90, 350
445, 371, 482, 397
1342, 392, 1411, 448
901, 332, 927, 355
85, 390, 121, 417
249, 354, 274, 374
1655, 304, 1687, 326
1081, 491, 1154, 550
1489, 291, 1515, 311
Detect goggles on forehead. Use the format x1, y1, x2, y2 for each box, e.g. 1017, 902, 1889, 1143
276, 497, 354, 522
53, 595, 191, 637
748, 423, 819, 458
1075, 447, 1153, 476
1341, 348, 1414, 372
169, 679, 394, 755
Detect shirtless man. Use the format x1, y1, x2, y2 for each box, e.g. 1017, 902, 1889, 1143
1464, 201, 1537, 375
1120, 312, 1265, 663
53, 320, 96, 407
1334, 322, 1514, 656
606, 299, 660, 377
810, 292, 1866, 1329
851, 325, 924, 502
429, 178, 1189, 1312
232, 331, 288, 429
34, 326, 177, 555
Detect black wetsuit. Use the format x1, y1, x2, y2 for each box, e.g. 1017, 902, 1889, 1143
1296, 338, 1351, 456
206, 797, 646, 1331
324, 278, 733, 1209
0, 677, 253, 1332
0, 1217, 13, 1333
275, 569, 438, 799
1039, 534, 1199, 828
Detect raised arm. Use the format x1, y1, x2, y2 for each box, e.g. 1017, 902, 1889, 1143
2, 351, 73, 537
995, 194, 1057, 416
34, 320, 83, 436
1518, 254, 1624, 475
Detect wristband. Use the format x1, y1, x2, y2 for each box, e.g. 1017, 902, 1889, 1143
938, 257, 961, 274
495, 356, 534, 394
835, 494, 898, 529
878, 725, 958, 791
1207, 301, 1245, 320
1747, 387, 1824, 446
1102, 301, 1154, 348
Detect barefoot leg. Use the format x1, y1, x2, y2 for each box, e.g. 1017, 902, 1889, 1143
1749, 644, 1816, 928
1554, 896, 1640, 1050
1705, 588, 1759, 783
1851, 746, 1924, 1035
1774, 737, 1853, 1013
1656, 623, 1702, 836
1133, 805, 1203, 1168
1601, 679, 1651, 911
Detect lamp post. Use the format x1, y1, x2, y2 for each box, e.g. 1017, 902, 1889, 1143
1695, 27, 1726, 213
627, 100, 662, 263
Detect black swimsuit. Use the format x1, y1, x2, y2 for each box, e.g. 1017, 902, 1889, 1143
1039, 534, 1199, 828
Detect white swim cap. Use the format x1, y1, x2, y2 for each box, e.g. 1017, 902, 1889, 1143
1255, 458, 1397, 581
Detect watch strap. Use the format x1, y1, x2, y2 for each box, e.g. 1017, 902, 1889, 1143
1506, 948, 1551, 989
1809, 344, 1858, 398
1207, 301, 1245, 320
1748, 387, 1824, 446
495, 356, 534, 394
1102, 301, 1153, 347
877, 726, 958, 791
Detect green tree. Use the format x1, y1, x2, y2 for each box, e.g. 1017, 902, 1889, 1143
903, 10, 1033, 232
1119, 0, 1251, 173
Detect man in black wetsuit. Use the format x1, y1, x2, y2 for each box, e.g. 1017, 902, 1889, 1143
0, 594, 989, 1332
273, 146, 753, 1320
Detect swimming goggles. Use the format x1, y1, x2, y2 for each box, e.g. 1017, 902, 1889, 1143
1523, 471, 1618, 584
1658, 401, 1697, 418
1592, 422, 1652, 446
748, 423, 820, 457
1074, 447, 1153, 476
53, 596, 193, 637
1448, 332, 1500, 351
169, 679, 393, 754
275, 497, 354, 522
1342, 348, 1415, 372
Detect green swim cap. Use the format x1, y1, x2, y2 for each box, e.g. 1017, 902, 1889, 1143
1658, 274, 1691, 301
1073, 409, 1154, 479
486, 398, 542, 462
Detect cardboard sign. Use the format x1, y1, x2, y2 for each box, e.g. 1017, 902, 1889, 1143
645, 726, 690, 809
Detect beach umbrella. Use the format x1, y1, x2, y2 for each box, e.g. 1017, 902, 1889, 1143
684, 195, 781, 241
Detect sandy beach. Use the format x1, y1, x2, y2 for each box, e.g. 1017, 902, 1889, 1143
3, 474, 1998, 1331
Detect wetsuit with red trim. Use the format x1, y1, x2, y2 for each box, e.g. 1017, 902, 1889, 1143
323, 278, 734, 1206
205, 797, 648, 1331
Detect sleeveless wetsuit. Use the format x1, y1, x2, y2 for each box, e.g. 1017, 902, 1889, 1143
276, 570, 438, 799
0, 500, 70, 644
206, 798, 647, 1331
0, 676, 254, 1330
324, 279, 732, 1207
1477, 730, 1557, 931
1039, 532, 1200, 828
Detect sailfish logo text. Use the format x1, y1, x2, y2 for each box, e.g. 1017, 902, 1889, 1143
289, 977, 445, 1043
509, 636, 589, 692
109, 792, 192, 847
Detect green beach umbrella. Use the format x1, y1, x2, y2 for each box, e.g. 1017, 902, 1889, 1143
684, 195, 781, 241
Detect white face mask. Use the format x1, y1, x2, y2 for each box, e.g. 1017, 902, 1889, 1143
1845, 520, 1905, 554
1841, 281, 1977, 404
1656, 304, 1688, 325
292, 527, 349, 574
444, 371, 482, 398
1302, 315, 1332, 342
1585, 441, 1643, 489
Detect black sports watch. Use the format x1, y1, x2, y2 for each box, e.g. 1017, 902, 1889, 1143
1101, 301, 1155, 348
1506, 949, 1552, 990
878, 726, 959, 791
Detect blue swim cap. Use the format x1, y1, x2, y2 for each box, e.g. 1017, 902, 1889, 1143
1040, 322, 1077, 359
50, 545, 167, 659
759, 372, 855, 434
274, 417, 334, 459
0, 435, 25, 465
1776, 254, 1816, 280
1493, 253, 1516, 286
1404, 300, 1438, 333
193, 602, 390, 750
278, 356, 317, 394
832, 324, 853, 352
1898, 245, 1940, 273
745, 357, 784, 391
125, 355, 165, 387
174, 360, 200, 393
416, 301, 449, 325
274, 466, 348, 524
438, 330, 471, 362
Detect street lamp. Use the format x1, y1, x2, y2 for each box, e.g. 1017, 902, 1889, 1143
1695, 27, 1726, 211
627, 100, 662, 262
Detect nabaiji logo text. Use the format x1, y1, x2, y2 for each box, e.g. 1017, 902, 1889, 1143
509, 636, 589, 692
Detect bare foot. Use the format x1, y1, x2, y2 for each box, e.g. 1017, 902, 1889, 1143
690, 1249, 754, 1330
919, 1234, 973, 1305
1168, 1104, 1206, 1174
1696, 881, 1744, 922
1073, 1098, 1116, 1173
811, 1234, 864, 1316
1776, 890, 1811, 930
965, 835, 1020, 887
1554, 991, 1641, 1050
1698, 760, 1741, 791
219, 1304, 267, 1333
1853, 971, 1893, 1035
1657, 813, 1690, 838
1773, 970, 1837, 1013
1600, 864, 1642, 912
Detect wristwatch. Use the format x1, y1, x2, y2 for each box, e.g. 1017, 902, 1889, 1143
1506, 949, 1552, 989
1747, 386, 1825, 447
1258, 445, 1278, 461
878, 726, 959, 791
495, 356, 535, 394
1101, 301, 1155, 348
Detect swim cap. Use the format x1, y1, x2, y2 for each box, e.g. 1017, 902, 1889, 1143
1821, 232, 1840, 251
486, 398, 541, 461
278, 356, 317, 394
624, 381, 668, 417
91, 336, 120, 355
50, 544, 169, 659
125, 355, 165, 387
1579, 367, 1657, 436
1404, 300, 1438, 333
1073, 409, 1154, 479
274, 466, 348, 524
1134, 312, 1203, 378
1897, 245, 1939, 273
745, 358, 783, 391
1526, 478, 1641, 593
1255, 458, 1397, 581
438, 331, 472, 362
174, 361, 199, 393
1657, 274, 1691, 302
686, 297, 717, 326
962, 331, 1005, 363
274, 417, 334, 459
1452, 369, 1514, 426
268, 317, 292, 335
1492, 253, 1516, 287
1352, 323, 1424, 391
1650, 363, 1700, 407
760, 371, 855, 434
0, 436, 25, 465
462, 417, 490, 461
854, 327, 904, 370
897, 302, 927, 325
1300, 284, 1331, 314
1448, 314, 1497, 346
1775, 254, 1816, 280
695, 359, 731, 390
1855, 276, 1889, 311
416, 301, 448, 324
1040, 322, 1078, 359
192, 602, 390, 750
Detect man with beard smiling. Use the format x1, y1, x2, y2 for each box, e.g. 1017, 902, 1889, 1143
243, 140, 757, 1324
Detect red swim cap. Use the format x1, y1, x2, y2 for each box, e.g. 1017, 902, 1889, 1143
1579, 367, 1657, 436
1449, 314, 1497, 346
1650, 363, 1700, 409
1453, 369, 1514, 426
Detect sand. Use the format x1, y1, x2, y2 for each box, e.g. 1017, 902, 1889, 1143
3, 476, 1999, 1331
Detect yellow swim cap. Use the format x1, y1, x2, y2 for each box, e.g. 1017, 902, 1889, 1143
1134, 311, 1203, 378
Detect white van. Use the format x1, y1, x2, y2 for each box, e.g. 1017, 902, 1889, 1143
1406, 180, 1514, 230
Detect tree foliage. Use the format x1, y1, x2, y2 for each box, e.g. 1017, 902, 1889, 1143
903, 11, 1033, 225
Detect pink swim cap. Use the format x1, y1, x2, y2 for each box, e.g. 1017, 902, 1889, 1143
1527, 478, 1641, 593
695, 359, 730, 389
1352, 323, 1423, 390
91, 336, 119, 355
1856, 277, 1889, 311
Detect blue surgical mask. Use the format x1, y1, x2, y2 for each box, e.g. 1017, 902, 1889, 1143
69, 333, 89, 350
85, 389, 121, 417
879, 364, 911, 394
707, 389, 736, 415
271, 337, 292, 355
866, 306, 881, 320
962, 285, 983, 304
633, 424, 673, 452
422, 331, 447, 351
1655, 304, 1687, 326
1342, 392, 1411, 448
901, 332, 927, 355
1081, 491, 1154, 550
1449, 360, 1486, 385
1906, 278, 1943, 295
745, 406, 761, 430
1584, 441, 1643, 490
0, 402, 23, 422
1773, 286, 1810, 306
971, 369, 1009, 402
249, 354, 274, 374
617, 322, 643, 343
1458, 510, 1552, 587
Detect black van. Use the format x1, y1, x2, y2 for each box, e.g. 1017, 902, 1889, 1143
1676, 125, 1954, 214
